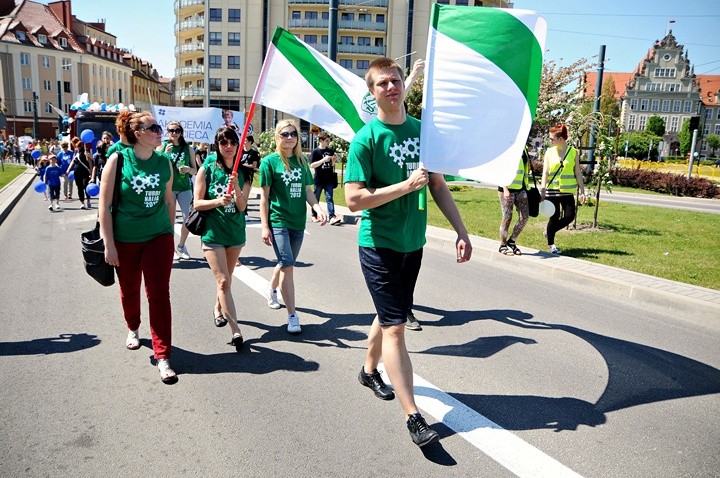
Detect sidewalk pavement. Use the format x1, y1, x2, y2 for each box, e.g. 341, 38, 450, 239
4, 174, 718, 321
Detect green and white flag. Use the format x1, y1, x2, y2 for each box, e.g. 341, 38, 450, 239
420, 5, 546, 186
253, 27, 377, 141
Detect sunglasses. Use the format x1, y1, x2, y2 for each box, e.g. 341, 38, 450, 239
142, 124, 163, 134
167, 128, 182, 134
279, 130, 298, 138
219, 139, 238, 147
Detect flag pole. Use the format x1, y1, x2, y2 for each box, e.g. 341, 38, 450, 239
228, 102, 257, 195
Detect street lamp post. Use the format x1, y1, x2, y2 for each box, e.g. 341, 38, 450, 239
32, 92, 39, 139
329, 0, 338, 62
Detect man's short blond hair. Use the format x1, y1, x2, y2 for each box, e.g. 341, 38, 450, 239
365, 57, 404, 88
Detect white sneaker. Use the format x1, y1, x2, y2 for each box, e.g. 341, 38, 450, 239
176, 244, 190, 260
266, 288, 281, 309
549, 244, 562, 254
287, 314, 301, 334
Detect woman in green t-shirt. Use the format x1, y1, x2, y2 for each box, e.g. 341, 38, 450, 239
259, 119, 327, 335
158, 121, 197, 261
98, 110, 177, 384
193, 127, 253, 350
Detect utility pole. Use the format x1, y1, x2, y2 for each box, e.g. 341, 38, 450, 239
32, 92, 39, 139
57, 80, 63, 138
687, 129, 699, 179
587, 45, 606, 171
329, 0, 338, 62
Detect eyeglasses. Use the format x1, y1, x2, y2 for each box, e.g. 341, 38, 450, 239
279, 130, 298, 138
167, 128, 182, 134
142, 124, 163, 134
219, 139, 238, 147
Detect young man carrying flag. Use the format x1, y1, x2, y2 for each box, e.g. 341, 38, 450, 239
344, 57, 472, 447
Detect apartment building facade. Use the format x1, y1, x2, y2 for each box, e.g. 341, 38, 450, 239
174, 0, 512, 134
0, 0, 169, 140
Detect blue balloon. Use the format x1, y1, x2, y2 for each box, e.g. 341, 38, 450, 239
33, 181, 47, 193
80, 129, 94, 144
31, 149, 42, 159
100, 103, 107, 111
86, 183, 100, 197
70, 104, 77, 111
68, 171, 75, 181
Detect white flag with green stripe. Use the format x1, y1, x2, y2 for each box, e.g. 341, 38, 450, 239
253, 27, 377, 141
420, 5, 546, 186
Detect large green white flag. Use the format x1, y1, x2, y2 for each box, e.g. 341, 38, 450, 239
420, 5, 546, 186
253, 27, 377, 141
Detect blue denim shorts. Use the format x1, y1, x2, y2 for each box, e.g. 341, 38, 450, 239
271, 227, 304, 268
358, 246, 423, 327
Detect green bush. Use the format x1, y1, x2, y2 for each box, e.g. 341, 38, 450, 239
610, 167, 719, 198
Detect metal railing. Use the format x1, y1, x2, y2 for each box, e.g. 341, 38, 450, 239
288, 19, 386, 31
288, 0, 387, 6
175, 17, 205, 33
175, 43, 205, 55
175, 65, 204, 77
175, 0, 204, 10
618, 158, 720, 179
175, 87, 205, 100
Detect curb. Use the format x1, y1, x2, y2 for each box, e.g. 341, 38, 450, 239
0, 167, 36, 227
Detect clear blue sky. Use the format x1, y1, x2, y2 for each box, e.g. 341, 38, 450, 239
54, 0, 720, 78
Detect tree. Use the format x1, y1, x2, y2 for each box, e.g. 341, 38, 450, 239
532, 57, 592, 139
257, 130, 276, 157
619, 131, 662, 160
405, 72, 424, 120
705, 134, 720, 157
646, 115, 666, 137
599, 75, 620, 119
678, 119, 692, 156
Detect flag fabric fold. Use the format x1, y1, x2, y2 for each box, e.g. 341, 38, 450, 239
253, 27, 377, 141
420, 5, 547, 186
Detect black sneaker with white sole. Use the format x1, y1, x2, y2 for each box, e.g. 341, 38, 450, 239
407, 413, 439, 447
405, 311, 422, 331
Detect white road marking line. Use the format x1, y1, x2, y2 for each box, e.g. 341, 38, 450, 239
173, 224, 581, 476
378, 364, 584, 478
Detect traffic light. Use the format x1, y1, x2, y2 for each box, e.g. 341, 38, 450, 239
688, 116, 700, 131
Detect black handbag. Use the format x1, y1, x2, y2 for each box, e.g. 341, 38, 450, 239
80, 152, 123, 286
184, 160, 212, 235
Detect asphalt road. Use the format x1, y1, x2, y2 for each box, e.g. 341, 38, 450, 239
1, 191, 719, 478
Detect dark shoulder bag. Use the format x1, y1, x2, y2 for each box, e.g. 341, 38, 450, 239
185, 161, 210, 235
80, 152, 124, 286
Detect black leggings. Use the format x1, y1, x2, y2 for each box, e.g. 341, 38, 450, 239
545, 193, 576, 246
75, 175, 90, 202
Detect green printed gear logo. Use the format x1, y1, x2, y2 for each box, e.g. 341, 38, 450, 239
361, 92, 377, 115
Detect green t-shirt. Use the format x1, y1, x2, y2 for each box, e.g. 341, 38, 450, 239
114, 149, 174, 243
200, 154, 247, 246
345, 116, 427, 253
107, 141, 131, 156
258, 152, 313, 231
162, 141, 193, 192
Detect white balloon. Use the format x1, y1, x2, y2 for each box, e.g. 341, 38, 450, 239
539, 200, 556, 217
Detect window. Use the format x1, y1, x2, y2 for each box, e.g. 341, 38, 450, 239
375, 37, 384, 47
43, 80, 51, 91
358, 37, 370, 46
15, 31, 26, 41
340, 36, 354, 45
304, 35, 317, 44
227, 56, 240, 69
638, 115, 647, 130
644, 82, 660, 91
339, 59, 352, 69
38, 34, 47, 44
654, 68, 676, 78
322, 11, 329, 20
650, 99, 659, 112
228, 32, 240, 46
666, 83, 680, 92
42, 56, 50, 68
112, 70, 116, 80
291, 11, 301, 20
62, 58, 71, 70
628, 115, 636, 130
228, 8, 240, 22
24, 100, 33, 113
22, 77, 31, 90
715, 124, 720, 135
661, 100, 671, 112
63, 81, 71, 93
640, 99, 648, 111
341, 12, 354, 21
92, 64, 96, 75
321, 35, 328, 45
59, 37, 68, 47
684, 101, 693, 113
99, 66, 104, 77
209, 32, 222, 45
209, 78, 221, 91
456, 0, 469, 4
672, 100, 681, 113
209, 55, 221, 69
305, 11, 318, 19
706, 108, 714, 119
629, 98, 638, 110
717, 108, 720, 120
209, 8, 222, 21
376, 14, 385, 23
357, 60, 369, 70
359, 13, 370, 21
227, 79, 240, 92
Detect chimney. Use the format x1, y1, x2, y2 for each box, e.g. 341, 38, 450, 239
48, 0, 73, 30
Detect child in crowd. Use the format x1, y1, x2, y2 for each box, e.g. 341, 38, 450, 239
44, 155, 63, 211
